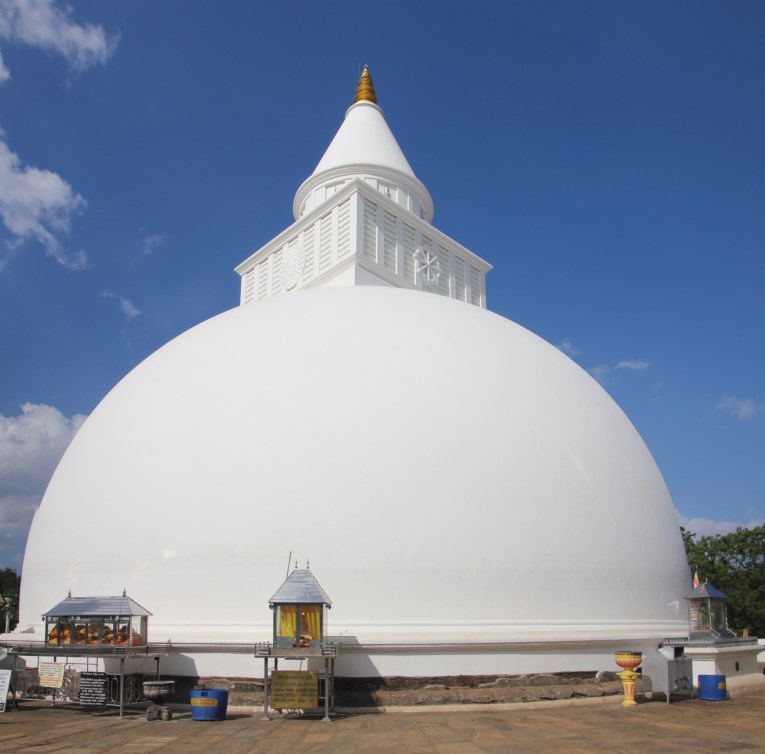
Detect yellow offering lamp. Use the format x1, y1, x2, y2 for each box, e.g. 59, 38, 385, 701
614, 651, 642, 707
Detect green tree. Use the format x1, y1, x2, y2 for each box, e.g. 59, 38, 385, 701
0, 568, 20, 632
682, 525, 765, 637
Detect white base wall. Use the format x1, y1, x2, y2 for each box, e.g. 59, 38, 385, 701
684, 644, 765, 690
3, 623, 690, 680
2, 639, 668, 680
96, 645, 657, 679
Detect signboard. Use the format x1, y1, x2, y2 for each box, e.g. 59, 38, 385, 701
79, 672, 108, 706
0, 669, 11, 713
38, 661, 65, 689
270, 671, 318, 709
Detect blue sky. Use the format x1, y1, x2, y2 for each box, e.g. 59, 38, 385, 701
1, 1, 763, 569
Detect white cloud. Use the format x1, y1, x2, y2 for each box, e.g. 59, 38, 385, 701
588, 364, 610, 384
0, 48, 9, 81
0, 402, 86, 567
0, 0, 118, 81
0, 1, 117, 267
615, 360, 649, 371
101, 289, 140, 320
589, 358, 650, 384
676, 511, 764, 538
556, 338, 581, 358
0, 402, 86, 493
0, 137, 88, 269
716, 395, 765, 421
142, 232, 169, 255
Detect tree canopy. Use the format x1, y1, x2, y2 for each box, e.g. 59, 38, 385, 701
0, 567, 20, 632
682, 525, 765, 637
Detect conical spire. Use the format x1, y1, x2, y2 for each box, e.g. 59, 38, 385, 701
292, 66, 434, 223
354, 65, 377, 104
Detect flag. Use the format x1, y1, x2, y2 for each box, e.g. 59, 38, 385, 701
693, 569, 700, 588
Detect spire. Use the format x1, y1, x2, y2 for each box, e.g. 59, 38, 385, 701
354, 65, 377, 104
291, 66, 434, 224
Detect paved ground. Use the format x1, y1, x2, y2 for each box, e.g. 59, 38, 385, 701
2, 686, 765, 753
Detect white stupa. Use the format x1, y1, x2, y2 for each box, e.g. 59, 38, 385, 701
18, 68, 690, 677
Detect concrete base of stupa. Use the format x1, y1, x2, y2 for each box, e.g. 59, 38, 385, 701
3, 624, 689, 680
8, 626, 763, 701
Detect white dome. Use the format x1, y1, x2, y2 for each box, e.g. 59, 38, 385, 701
21, 286, 689, 649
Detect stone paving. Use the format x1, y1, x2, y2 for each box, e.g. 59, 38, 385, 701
1, 686, 765, 753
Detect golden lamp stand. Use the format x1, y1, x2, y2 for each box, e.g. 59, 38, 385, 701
614, 651, 642, 707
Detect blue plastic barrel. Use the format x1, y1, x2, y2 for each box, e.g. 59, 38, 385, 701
698, 674, 727, 701
190, 688, 228, 720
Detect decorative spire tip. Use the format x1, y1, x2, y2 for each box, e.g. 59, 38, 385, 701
354, 65, 377, 104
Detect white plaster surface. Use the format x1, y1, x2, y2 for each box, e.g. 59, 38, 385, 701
684, 644, 764, 688
313, 101, 415, 178
293, 100, 434, 222
20, 286, 691, 676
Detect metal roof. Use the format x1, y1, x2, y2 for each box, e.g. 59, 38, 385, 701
269, 569, 332, 606
685, 582, 728, 600
43, 594, 152, 618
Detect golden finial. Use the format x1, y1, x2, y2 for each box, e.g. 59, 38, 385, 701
354, 65, 377, 104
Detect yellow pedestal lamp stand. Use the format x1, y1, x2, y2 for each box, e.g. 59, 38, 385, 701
614, 652, 642, 707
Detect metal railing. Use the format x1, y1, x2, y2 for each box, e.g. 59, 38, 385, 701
11, 667, 152, 705
254, 641, 343, 657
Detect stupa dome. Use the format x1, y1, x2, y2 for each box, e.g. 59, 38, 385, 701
18, 68, 690, 677
20, 287, 689, 664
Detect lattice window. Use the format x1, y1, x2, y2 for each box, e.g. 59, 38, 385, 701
257, 260, 268, 300
362, 199, 377, 260
402, 223, 416, 283
437, 248, 451, 297
319, 213, 332, 272
383, 211, 397, 272
272, 249, 283, 294
302, 224, 315, 283
470, 266, 481, 306
337, 200, 351, 260
243, 268, 255, 304
455, 257, 466, 301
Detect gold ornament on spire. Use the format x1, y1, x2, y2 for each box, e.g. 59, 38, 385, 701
354, 65, 377, 104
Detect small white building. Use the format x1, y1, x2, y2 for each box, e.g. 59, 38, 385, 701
17, 67, 692, 679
